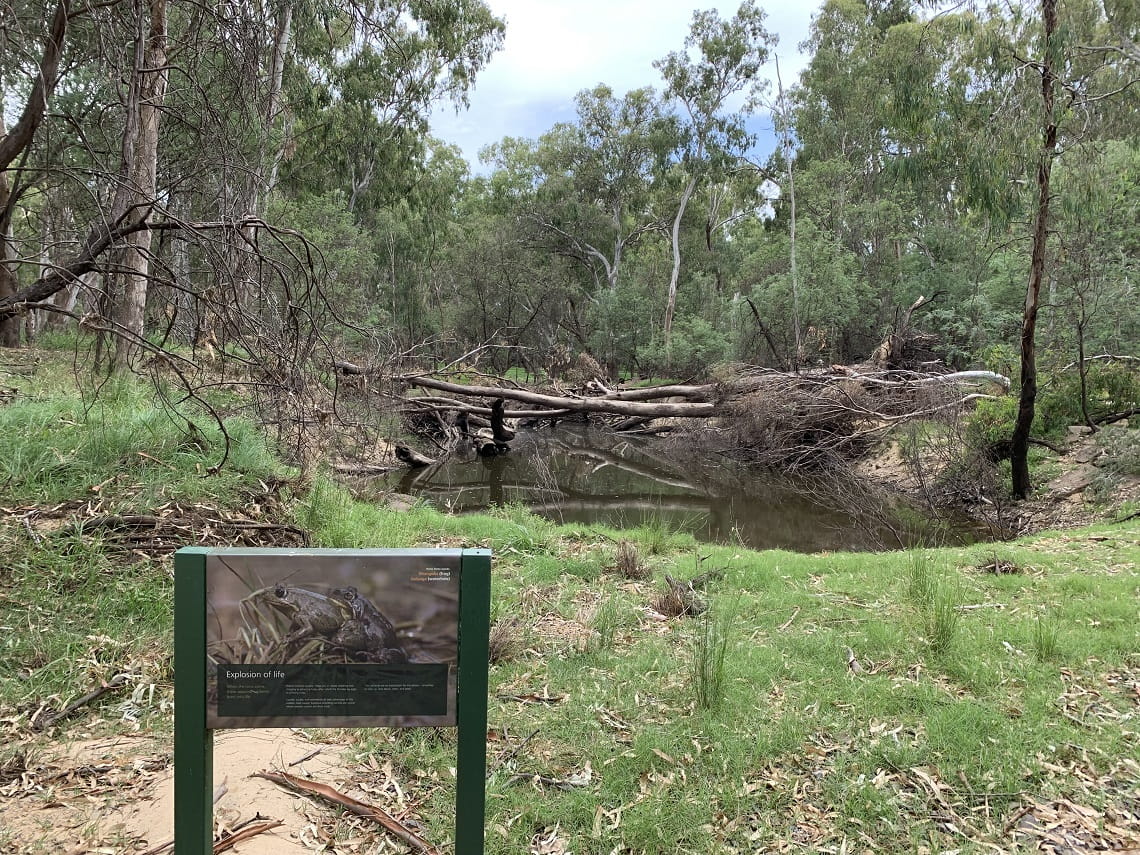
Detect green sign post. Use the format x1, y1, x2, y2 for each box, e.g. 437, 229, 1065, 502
174, 547, 491, 854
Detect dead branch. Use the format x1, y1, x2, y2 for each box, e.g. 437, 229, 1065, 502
398, 375, 716, 418
31, 673, 130, 730
1060, 353, 1140, 370
0, 216, 274, 322
214, 819, 286, 853
253, 769, 441, 855
394, 443, 437, 467
393, 365, 1013, 472
139, 817, 283, 855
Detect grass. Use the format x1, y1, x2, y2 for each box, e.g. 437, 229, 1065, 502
689, 600, 732, 711
313, 506, 1139, 854
1, 357, 1139, 853
0, 380, 284, 507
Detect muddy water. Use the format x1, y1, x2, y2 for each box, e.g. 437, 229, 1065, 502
373, 426, 972, 553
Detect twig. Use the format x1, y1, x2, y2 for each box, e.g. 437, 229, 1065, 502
138, 818, 283, 855
491, 728, 540, 776
20, 514, 43, 545
289, 748, 322, 767
778, 607, 800, 631
32, 673, 130, 730
253, 769, 440, 854
214, 819, 285, 853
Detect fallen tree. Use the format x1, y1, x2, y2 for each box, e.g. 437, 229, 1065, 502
372, 365, 1012, 471
391, 368, 1008, 421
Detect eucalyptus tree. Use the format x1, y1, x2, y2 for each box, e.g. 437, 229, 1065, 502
654, 0, 776, 346
101, 0, 169, 368
1049, 141, 1140, 424
482, 85, 675, 294
0, 0, 505, 373
786, 0, 923, 358
0, 0, 67, 347
889, 0, 1138, 496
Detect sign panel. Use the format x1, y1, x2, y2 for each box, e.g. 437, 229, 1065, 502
204, 550, 459, 728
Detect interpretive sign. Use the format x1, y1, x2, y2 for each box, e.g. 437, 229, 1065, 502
205, 550, 459, 728
175, 547, 491, 855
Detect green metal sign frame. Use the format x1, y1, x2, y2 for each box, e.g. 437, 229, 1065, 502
174, 547, 491, 854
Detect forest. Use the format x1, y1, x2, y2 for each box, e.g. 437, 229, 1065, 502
2, 2, 1140, 852
0, 0, 1138, 501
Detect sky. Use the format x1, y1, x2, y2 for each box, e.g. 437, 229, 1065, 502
429, 0, 825, 173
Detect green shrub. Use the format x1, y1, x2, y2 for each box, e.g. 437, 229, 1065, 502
1037, 363, 1139, 435
966, 364, 1138, 451
965, 395, 1017, 450
978, 343, 1018, 380
1096, 425, 1140, 477
639, 316, 731, 379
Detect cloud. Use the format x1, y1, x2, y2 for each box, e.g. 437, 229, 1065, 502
430, 1, 822, 170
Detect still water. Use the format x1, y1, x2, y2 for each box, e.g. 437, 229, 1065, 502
375, 426, 967, 553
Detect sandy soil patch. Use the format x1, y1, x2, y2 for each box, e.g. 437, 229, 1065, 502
0, 729, 429, 854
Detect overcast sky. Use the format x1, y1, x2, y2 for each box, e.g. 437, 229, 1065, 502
429, 1, 825, 172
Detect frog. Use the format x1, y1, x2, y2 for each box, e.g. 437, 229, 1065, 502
332, 586, 408, 664
256, 583, 355, 645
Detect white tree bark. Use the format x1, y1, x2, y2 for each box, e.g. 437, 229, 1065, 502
663, 172, 698, 344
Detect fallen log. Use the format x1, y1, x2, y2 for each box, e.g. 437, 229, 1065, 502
394, 444, 437, 468
396, 369, 1010, 418
392, 366, 1013, 471
398, 375, 716, 418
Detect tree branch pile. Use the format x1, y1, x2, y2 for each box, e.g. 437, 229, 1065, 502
390, 365, 1010, 471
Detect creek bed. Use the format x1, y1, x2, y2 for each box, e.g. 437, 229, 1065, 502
366, 426, 977, 553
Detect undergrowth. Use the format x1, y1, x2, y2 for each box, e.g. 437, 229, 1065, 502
0, 381, 282, 506
1, 358, 1138, 854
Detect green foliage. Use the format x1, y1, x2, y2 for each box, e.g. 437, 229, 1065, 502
689, 600, 733, 711
639, 315, 731, 378
1036, 363, 1140, 436
0, 385, 281, 506
979, 343, 1019, 381
965, 395, 1018, 449
1096, 424, 1140, 478
960, 362, 1138, 453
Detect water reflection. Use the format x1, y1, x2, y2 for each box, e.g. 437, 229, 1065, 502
378, 426, 966, 553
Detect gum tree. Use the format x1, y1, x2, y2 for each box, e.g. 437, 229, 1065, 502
655, 0, 775, 346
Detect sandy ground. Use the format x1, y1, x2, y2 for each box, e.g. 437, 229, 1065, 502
127, 729, 349, 853
1, 728, 426, 853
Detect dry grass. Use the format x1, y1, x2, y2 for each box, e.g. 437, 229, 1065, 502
487, 618, 522, 665
610, 539, 649, 579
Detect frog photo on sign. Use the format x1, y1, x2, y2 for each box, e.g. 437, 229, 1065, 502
204, 550, 460, 728
238, 582, 408, 664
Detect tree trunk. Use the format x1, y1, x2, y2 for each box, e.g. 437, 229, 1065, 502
664, 173, 698, 348
262, 3, 294, 197
0, 177, 17, 347
1011, 0, 1059, 499
107, 0, 168, 369
0, 1, 70, 346
0, 100, 16, 346
775, 56, 802, 368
